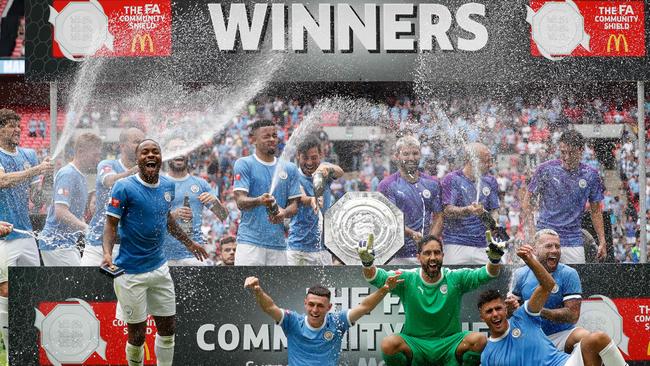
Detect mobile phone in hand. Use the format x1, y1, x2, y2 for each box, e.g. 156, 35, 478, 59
100, 265, 125, 278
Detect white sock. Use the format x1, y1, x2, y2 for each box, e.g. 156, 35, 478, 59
125, 342, 144, 366
0, 296, 8, 353
155, 333, 175, 366
598, 340, 627, 366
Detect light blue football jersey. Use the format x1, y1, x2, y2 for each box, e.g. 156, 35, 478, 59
106, 175, 174, 274
233, 155, 300, 249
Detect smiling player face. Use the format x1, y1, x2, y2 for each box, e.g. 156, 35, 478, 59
479, 298, 509, 338
136, 140, 162, 183
417, 239, 444, 281
304, 294, 332, 328
535, 233, 561, 273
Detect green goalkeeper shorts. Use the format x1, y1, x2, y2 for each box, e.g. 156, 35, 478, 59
399, 330, 470, 366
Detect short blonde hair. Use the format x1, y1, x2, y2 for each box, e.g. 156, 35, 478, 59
394, 135, 420, 155
534, 229, 560, 245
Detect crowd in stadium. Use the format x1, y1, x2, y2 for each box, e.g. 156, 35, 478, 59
11, 92, 648, 264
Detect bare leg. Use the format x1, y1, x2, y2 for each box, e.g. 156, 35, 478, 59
381, 335, 413, 366
565, 327, 590, 353
125, 322, 147, 366
153, 316, 176, 366
580, 331, 613, 366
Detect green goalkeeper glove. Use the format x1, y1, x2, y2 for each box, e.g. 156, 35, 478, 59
358, 233, 376, 267
485, 230, 506, 264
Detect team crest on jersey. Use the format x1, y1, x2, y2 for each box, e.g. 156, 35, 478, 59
279, 170, 288, 180
323, 330, 334, 341
551, 284, 559, 294
422, 189, 431, 199
190, 184, 200, 193
235, 174, 241, 181
164, 192, 172, 202
578, 179, 587, 189
482, 186, 491, 196
122, 305, 134, 318
57, 188, 70, 196
512, 328, 521, 338
440, 284, 448, 294
110, 198, 120, 208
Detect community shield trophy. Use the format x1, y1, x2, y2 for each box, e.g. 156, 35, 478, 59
324, 192, 404, 265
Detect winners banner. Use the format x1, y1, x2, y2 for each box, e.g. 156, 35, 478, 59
25, 0, 650, 82
10, 265, 650, 365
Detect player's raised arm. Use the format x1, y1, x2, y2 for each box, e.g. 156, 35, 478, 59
244, 276, 283, 323
349, 272, 403, 324
517, 244, 555, 314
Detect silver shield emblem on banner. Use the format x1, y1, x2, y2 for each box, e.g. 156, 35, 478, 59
577, 295, 630, 355
34, 298, 107, 366
324, 192, 404, 265
49, 0, 115, 61
526, 0, 590, 61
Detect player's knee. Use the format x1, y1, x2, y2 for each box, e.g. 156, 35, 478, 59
381, 335, 403, 355
154, 317, 176, 336
465, 331, 487, 351
127, 327, 146, 346
155, 334, 175, 349
566, 328, 590, 352
585, 331, 611, 351
128, 333, 146, 346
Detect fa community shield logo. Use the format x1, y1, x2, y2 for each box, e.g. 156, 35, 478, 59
49, 0, 114, 61
526, 0, 590, 61
34, 298, 107, 365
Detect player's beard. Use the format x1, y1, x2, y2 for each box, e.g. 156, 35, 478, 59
401, 160, 419, 178
421, 258, 442, 280
169, 157, 187, 173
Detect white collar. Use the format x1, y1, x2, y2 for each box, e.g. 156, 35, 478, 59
165, 173, 190, 182
420, 267, 445, 287
136, 174, 160, 188
254, 154, 277, 166
304, 316, 327, 331
488, 323, 510, 342
0, 147, 18, 156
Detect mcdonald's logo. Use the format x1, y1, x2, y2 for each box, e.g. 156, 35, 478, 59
131, 33, 154, 53
144, 342, 153, 360
606, 34, 628, 53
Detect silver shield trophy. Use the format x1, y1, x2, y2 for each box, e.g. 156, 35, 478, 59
324, 192, 404, 265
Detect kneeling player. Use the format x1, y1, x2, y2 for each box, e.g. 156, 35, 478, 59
359, 234, 503, 366
244, 273, 401, 366
478, 244, 627, 366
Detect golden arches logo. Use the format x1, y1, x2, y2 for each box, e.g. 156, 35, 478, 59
606, 34, 628, 53
131, 33, 154, 53
144, 342, 152, 360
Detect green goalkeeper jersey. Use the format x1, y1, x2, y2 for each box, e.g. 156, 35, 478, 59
369, 266, 496, 338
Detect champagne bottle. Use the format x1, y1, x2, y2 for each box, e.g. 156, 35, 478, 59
267, 201, 279, 217
313, 172, 325, 202
179, 194, 193, 237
